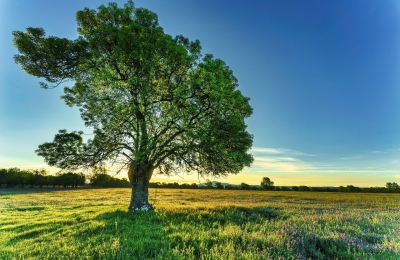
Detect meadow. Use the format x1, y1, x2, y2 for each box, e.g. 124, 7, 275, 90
0, 188, 399, 259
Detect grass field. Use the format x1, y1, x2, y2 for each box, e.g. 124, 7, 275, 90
0, 188, 399, 259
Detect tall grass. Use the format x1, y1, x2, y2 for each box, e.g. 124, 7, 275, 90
0, 188, 399, 259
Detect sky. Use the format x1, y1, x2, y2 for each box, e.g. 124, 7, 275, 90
1, 0, 400, 187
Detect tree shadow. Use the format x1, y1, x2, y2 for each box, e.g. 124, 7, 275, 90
59, 206, 283, 259
280, 228, 389, 259
90, 207, 394, 259
88, 209, 172, 259
3, 206, 394, 259
162, 206, 282, 226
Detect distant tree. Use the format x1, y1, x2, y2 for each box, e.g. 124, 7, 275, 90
13, 0, 253, 211
0, 168, 6, 187
291, 186, 299, 191
30, 169, 49, 187
299, 185, 310, 191
56, 172, 85, 187
386, 182, 400, 192
3, 168, 30, 187
239, 182, 250, 190
90, 173, 111, 187
90, 173, 129, 187
224, 184, 235, 190
180, 183, 189, 189
215, 182, 224, 189
149, 182, 159, 188
260, 177, 274, 190
274, 186, 281, 191
205, 179, 214, 189
346, 185, 357, 192
281, 186, 290, 191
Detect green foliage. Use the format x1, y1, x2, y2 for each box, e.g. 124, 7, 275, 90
215, 182, 224, 189
337, 185, 397, 193
299, 185, 311, 191
148, 182, 199, 189
13, 0, 254, 209
1, 189, 399, 259
13, 0, 253, 180
260, 177, 274, 190
204, 179, 213, 189
239, 182, 250, 190
90, 173, 130, 188
0, 168, 53, 188
55, 172, 85, 188
0, 168, 131, 188
35, 130, 86, 170
386, 182, 400, 192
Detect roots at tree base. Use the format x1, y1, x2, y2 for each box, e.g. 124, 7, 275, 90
128, 203, 154, 212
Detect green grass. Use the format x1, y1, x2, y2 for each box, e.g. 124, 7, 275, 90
0, 188, 399, 259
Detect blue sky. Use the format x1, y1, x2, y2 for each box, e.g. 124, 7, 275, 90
1, 0, 400, 186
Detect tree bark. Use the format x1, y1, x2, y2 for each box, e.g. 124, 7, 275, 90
128, 161, 155, 211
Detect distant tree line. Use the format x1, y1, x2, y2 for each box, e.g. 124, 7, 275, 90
149, 178, 400, 193
0, 168, 129, 188
149, 182, 199, 189
0, 168, 85, 188
337, 183, 400, 193
1, 170, 399, 193
147, 180, 337, 191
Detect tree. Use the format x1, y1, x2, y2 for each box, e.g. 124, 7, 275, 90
386, 182, 400, 192
215, 182, 224, 189
13, 1, 253, 211
346, 185, 357, 192
30, 169, 49, 188
205, 179, 214, 189
260, 177, 274, 190
224, 184, 235, 190
239, 182, 250, 190
299, 185, 310, 191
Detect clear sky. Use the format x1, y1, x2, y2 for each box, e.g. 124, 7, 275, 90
1, 0, 400, 187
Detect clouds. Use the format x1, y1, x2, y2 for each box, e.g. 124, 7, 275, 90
249, 146, 400, 175
250, 147, 315, 172
340, 155, 363, 160
252, 157, 311, 172
370, 149, 400, 154
251, 147, 315, 157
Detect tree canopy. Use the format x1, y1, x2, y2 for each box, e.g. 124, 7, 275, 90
260, 177, 274, 190
13, 0, 253, 210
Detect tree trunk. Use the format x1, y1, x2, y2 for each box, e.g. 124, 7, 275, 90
128, 161, 155, 212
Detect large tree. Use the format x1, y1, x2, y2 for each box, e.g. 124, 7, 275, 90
13, 1, 253, 211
